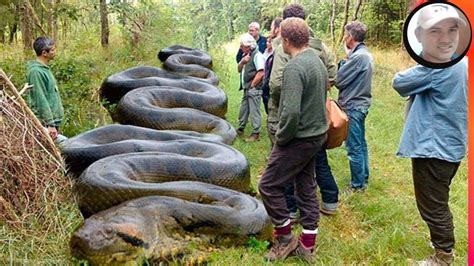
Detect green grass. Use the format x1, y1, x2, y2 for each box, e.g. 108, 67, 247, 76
207, 43, 467, 265
0, 39, 467, 265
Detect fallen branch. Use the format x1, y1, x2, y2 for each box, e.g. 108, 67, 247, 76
0, 68, 62, 162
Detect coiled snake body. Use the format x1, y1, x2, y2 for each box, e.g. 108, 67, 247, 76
63, 46, 271, 264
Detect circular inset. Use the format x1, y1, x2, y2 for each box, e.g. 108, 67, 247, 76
403, 1, 471, 68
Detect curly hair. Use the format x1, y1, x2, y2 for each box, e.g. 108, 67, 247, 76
283, 4, 306, 19
280, 17, 309, 48
344, 21, 367, 42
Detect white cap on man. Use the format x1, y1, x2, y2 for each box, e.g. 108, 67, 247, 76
417, 3, 467, 30
240, 33, 257, 49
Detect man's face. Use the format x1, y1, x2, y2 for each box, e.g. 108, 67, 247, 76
416, 19, 459, 63
343, 31, 352, 49
43, 45, 57, 61
248, 26, 259, 40
240, 44, 251, 54
270, 22, 279, 37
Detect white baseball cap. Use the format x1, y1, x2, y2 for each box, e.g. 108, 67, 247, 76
240, 33, 257, 48
417, 4, 467, 30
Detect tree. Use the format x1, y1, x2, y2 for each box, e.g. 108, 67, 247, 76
19, 0, 32, 50
99, 0, 109, 47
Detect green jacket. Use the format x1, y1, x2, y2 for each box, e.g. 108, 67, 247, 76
276, 48, 328, 146
26, 60, 64, 126
268, 36, 336, 127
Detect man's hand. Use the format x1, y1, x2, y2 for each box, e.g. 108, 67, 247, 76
47, 126, 58, 140
241, 54, 251, 65
344, 44, 351, 56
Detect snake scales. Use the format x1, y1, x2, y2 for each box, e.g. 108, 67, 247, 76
62, 45, 271, 264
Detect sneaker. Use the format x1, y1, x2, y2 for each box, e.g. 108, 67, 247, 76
417, 248, 454, 266
246, 133, 259, 142
292, 242, 315, 264
264, 234, 299, 261
319, 207, 336, 216
290, 212, 299, 224
342, 186, 366, 195
237, 129, 244, 137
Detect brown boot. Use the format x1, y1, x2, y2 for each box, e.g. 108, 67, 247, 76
418, 248, 454, 266
237, 129, 244, 137
246, 133, 259, 142
292, 242, 316, 264
264, 234, 298, 261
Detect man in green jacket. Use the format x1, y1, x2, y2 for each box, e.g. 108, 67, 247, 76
26, 36, 64, 141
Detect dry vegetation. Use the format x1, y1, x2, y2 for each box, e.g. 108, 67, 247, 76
0, 72, 80, 263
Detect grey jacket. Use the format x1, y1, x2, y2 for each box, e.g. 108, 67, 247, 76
335, 43, 374, 110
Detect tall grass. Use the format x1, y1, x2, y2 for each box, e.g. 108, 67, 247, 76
0, 37, 467, 264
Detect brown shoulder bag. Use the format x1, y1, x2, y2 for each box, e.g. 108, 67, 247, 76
325, 99, 349, 149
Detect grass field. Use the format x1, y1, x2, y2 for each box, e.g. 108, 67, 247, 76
0, 40, 467, 265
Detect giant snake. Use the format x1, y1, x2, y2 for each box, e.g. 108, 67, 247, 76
62, 45, 271, 264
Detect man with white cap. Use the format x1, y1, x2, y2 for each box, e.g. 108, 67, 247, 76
415, 3, 467, 63
236, 32, 265, 142
392, 4, 468, 265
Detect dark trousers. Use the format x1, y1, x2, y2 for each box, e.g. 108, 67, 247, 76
315, 149, 338, 205
284, 147, 338, 213
259, 135, 325, 230
412, 158, 460, 252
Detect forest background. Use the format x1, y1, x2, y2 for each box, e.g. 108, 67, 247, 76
0, 0, 468, 265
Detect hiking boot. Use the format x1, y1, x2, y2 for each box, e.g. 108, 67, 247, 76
246, 133, 259, 142
264, 234, 299, 261
292, 242, 316, 264
237, 129, 244, 137
417, 248, 454, 266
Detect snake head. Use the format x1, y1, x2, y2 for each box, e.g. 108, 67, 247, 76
70, 217, 150, 265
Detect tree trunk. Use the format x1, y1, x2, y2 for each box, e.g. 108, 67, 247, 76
352, 0, 363, 21
338, 0, 350, 44
9, 23, 18, 44
47, 0, 54, 38
53, 0, 59, 40
330, 0, 337, 46
0, 29, 5, 44
99, 0, 109, 47
25, 0, 47, 36
20, 1, 33, 51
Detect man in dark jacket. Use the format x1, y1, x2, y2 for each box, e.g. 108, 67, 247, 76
236, 22, 267, 63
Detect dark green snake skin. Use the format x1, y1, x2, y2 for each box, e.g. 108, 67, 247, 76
63, 45, 271, 265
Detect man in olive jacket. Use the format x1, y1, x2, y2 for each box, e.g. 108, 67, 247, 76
26, 36, 64, 140
259, 17, 328, 263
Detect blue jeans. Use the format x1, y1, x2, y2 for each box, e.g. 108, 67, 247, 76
345, 109, 369, 189
315, 148, 338, 210
284, 147, 338, 212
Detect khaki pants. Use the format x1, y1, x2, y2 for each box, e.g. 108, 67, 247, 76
238, 88, 262, 135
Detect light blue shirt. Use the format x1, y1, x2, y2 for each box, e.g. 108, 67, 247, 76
392, 59, 468, 163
